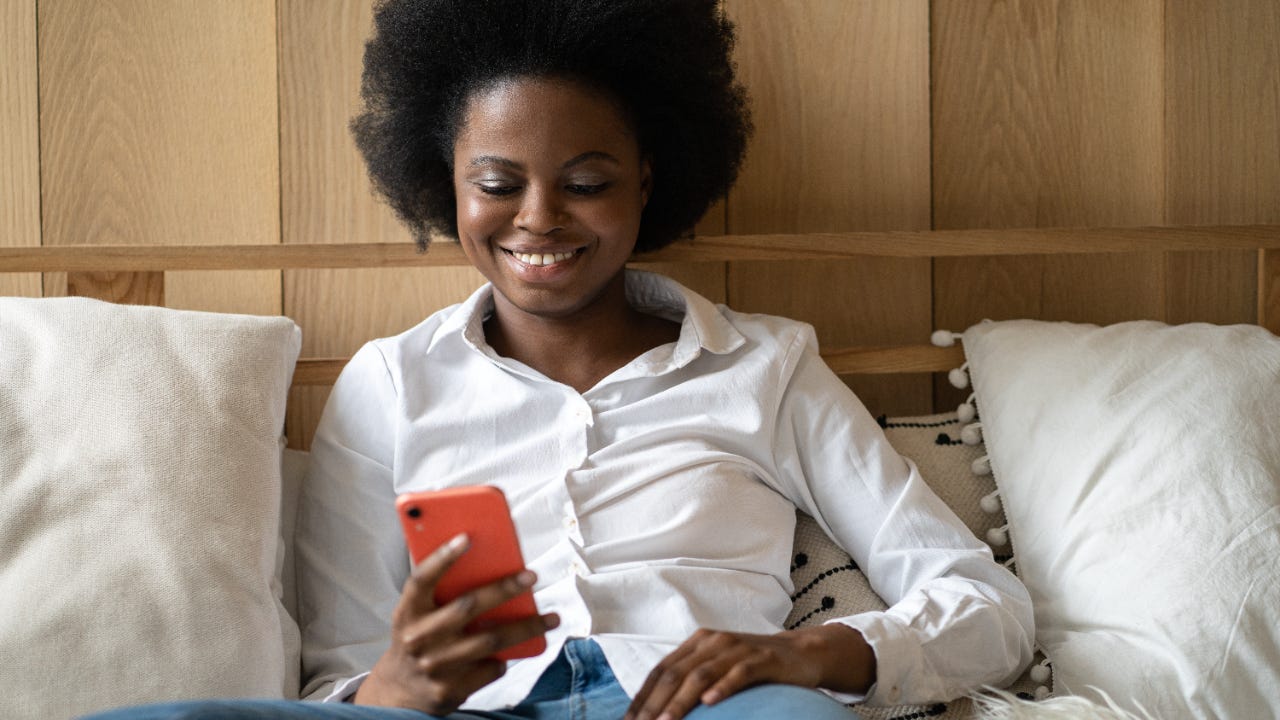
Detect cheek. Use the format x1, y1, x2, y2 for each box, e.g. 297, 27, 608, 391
455, 194, 505, 239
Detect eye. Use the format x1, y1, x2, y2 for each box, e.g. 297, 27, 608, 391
566, 182, 610, 195
476, 183, 519, 197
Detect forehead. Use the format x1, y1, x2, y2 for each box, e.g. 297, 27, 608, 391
453, 77, 640, 162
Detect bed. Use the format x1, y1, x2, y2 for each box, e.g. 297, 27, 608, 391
2, 226, 1278, 719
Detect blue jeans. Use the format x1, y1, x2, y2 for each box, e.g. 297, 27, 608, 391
81, 639, 861, 719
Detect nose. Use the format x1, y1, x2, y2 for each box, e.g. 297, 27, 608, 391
514, 186, 566, 236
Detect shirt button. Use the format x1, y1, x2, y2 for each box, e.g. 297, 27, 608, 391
563, 516, 578, 530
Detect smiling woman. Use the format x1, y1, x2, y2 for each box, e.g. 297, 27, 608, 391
80, 2, 1033, 720
451, 78, 676, 393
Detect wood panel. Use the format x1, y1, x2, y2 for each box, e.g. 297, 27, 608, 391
1263, 249, 1280, 336
38, 0, 279, 314
66, 271, 163, 305
278, 0, 488, 448
725, 0, 933, 417
1165, 0, 1280, 324
932, 0, 1165, 407
1, 0, 40, 297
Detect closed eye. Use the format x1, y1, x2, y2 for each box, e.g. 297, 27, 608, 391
476, 184, 520, 197
566, 183, 610, 195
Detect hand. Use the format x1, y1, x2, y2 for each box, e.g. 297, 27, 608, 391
354, 534, 560, 715
624, 625, 875, 720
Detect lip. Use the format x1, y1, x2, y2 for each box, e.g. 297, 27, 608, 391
498, 245, 588, 280
498, 243, 589, 256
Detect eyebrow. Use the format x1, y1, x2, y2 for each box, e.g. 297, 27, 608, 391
467, 151, 621, 170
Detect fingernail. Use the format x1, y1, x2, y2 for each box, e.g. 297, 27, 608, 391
656, 713, 673, 720
703, 689, 722, 704
517, 570, 536, 586
448, 533, 470, 552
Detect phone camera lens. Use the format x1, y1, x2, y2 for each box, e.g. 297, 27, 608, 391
407, 507, 422, 519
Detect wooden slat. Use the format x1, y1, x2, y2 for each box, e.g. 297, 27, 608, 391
291, 343, 966, 388
5, 226, 1278, 273
39, 0, 279, 315
1, 0, 40, 297
821, 345, 965, 376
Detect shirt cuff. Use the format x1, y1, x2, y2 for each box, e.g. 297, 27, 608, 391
322, 672, 370, 703
823, 612, 922, 707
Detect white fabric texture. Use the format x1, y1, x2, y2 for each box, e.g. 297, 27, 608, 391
789, 413, 1047, 720
0, 297, 303, 720
296, 270, 1033, 710
964, 319, 1280, 719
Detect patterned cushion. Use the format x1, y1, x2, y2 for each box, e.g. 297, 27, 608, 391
786, 412, 1046, 718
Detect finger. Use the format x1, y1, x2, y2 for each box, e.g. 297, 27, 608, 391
629, 637, 738, 720
392, 533, 470, 629
440, 658, 509, 709
651, 648, 753, 720
700, 655, 766, 706
419, 613, 560, 672
626, 632, 708, 719
401, 569, 539, 653
412, 658, 508, 717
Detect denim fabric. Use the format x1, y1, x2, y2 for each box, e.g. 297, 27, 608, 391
79, 639, 859, 720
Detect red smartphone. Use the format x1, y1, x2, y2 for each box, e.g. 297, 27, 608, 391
395, 485, 546, 660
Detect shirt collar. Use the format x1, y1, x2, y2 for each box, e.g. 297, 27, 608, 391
438, 269, 746, 373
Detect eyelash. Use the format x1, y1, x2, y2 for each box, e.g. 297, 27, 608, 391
477, 183, 610, 197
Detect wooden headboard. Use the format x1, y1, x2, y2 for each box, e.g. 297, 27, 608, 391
4, 225, 1278, 448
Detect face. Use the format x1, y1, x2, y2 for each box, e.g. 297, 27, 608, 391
452, 77, 651, 323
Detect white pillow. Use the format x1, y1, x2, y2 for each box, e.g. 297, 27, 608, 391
0, 297, 303, 720
963, 319, 1280, 719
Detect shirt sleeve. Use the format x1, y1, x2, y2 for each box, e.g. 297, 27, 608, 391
769, 327, 1035, 706
295, 342, 407, 701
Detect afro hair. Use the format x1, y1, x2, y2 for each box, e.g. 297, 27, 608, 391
351, 0, 752, 252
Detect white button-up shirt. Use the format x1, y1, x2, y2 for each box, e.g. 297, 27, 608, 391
296, 270, 1033, 710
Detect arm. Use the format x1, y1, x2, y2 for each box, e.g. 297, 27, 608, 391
770, 331, 1035, 705
627, 328, 1033, 719
296, 343, 555, 711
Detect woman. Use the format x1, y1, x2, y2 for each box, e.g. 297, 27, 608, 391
91, 1, 1033, 718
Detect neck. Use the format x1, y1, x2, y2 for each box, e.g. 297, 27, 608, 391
484, 274, 680, 393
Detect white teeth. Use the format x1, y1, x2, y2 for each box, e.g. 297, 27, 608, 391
511, 250, 575, 266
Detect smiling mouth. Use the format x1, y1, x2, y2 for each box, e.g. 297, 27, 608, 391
502, 247, 585, 267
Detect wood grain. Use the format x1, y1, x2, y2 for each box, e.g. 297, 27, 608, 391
278, 0, 472, 448
1263, 250, 1280, 336
66, 271, 164, 305
932, 0, 1165, 407
38, 0, 279, 314
725, 0, 933, 417
1, 0, 40, 297
5, 227, 1278, 272
292, 344, 965, 389
1165, 0, 1280, 324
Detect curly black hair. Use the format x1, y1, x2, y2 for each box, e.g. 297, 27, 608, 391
351, 0, 752, 253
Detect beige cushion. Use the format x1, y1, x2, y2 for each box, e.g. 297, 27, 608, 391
788, 412, 1045, 719
964, 319, 1280, 719
0, 297, 302, 720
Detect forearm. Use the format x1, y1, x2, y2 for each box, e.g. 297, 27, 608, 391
785, 624, 876, 695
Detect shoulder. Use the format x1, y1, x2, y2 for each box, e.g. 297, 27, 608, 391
718, 305, 819, 365
366, 285, 492, 376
